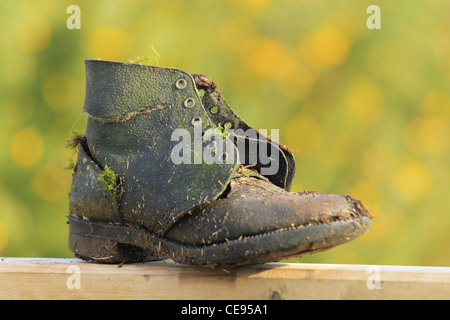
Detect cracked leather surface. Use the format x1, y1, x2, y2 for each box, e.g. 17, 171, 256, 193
165, 176, 370, 245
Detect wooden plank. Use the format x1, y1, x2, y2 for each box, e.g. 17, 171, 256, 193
0, 258, 449, 300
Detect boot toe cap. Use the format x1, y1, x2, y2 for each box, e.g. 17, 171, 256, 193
165, 190, 372, 247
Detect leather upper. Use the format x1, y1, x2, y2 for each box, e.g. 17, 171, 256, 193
75, 60, 298, 237
83, 60, 238, 235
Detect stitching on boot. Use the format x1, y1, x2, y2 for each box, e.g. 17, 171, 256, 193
86, 104, 166, 123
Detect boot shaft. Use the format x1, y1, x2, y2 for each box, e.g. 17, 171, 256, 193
83, 60, 238, 235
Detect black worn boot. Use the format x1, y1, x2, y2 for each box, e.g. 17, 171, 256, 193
68, 60, 372, 267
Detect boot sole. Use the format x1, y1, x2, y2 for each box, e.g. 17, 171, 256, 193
68, 215, 370, 267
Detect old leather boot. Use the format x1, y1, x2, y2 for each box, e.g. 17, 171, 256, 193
68, 60, 372, 267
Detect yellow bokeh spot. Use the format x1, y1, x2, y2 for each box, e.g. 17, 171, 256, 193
20, 0, 57, 16
312, 27, 350, 65
88, 26, 130, 60
276, 54, 315, 101
241, 0, 272, 9
349, 181, 379, 209
325, 132, 353, 167
17, 15, 52, 53
250, 38, 291, 76
433, 34, 450, 77
0, 195, 33, 248
393, 160, 431, 202
405, 117, 448, 156
249, 37, 314, 100
285, 116, 322, 156
277, 65, 314, 101
361, 142, 396, 182
42, 73, 78, 111
219, 16, 257, 53
32, 163, 71, 202
1, 50, 36, 86
299, 27, 351, 71
371, 208, 410, 246
421, 89, 450, 118
346, 79, 384, 125
10, 128, 44, 168
228, 0, 272, 11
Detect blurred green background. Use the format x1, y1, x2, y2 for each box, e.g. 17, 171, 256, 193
1, 0, 449, 267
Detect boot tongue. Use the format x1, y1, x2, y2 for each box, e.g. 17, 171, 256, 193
193, 74, 296, 191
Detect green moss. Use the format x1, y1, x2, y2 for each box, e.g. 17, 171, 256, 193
64, 161, 77, 171
237, 166, 259, 178
99, 165, 119, 200
216, 123, 227, 140
129, 46, 161, 66
65, 130, 85, 149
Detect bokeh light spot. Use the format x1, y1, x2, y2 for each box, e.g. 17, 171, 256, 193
433, 34, 450, 77
17, 15, 52, 53
346, 79, 384, 125
421, 89, 450, 118
250, 38, 291, 76
228, 0, 272, 12
349, 180, 380, 209
299, 27, 351, 71
0, 196, 33, 253
42, 73, 78, 111
32, 163, 71, 202
219, 16, 257, 53
393, 160, 431, 202
10, 128, 44, 168
1, 51, 36, 86
285, 116, 322, 156
405, 117, 448, 156
241, 0, 272, 9
312, 27, 350, 66
88, 25, 130, 60
276, 61, 314, 101
361, 142, 396, 182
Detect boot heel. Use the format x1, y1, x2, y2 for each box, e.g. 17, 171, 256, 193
68, 216, 165, 264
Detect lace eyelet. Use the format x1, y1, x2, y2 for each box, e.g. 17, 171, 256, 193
175, 79, 187, 90
184, 98, 195, 109
191, 116, 202, 126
